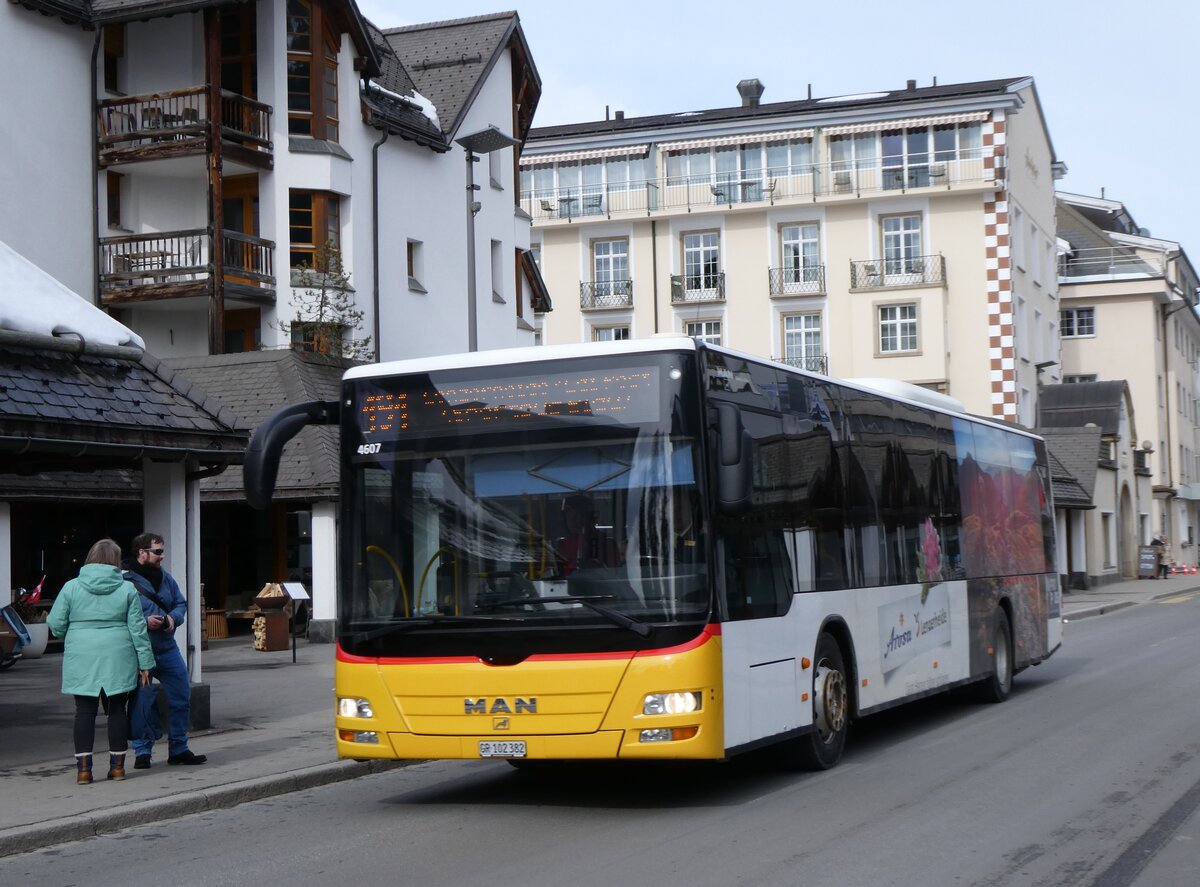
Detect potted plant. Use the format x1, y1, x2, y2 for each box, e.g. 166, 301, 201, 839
13, 581, 49, 659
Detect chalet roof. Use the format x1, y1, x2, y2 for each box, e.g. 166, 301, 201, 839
1044, 445, 1093, 510
382, 11, 533, 143
1038, 426, 1103, 501
360, 18, 449, 151
164, 349, 356, 502
528, 76, 1031, 142
1038, 381, 1128, 437
0, 240, 245, 485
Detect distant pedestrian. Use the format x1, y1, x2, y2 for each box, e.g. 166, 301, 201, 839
1151, 535, 1170, 579
122, 532, 207, 768
47, 539, 154, 785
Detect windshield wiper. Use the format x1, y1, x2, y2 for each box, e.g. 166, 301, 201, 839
488, 595, 653, 638
350, 615, 523, 643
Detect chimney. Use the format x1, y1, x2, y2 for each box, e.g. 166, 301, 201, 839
737, 78, 765, 107
614, 110, 625, 120
906, 79, 917, 91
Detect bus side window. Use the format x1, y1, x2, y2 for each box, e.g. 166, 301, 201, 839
724, 530, 792, 620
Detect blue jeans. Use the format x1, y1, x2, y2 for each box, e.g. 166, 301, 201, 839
131, 645, 191, 759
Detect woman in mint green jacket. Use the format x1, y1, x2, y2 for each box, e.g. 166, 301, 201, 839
48, 539, 154, 785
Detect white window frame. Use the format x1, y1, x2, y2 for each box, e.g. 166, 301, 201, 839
592, 238, 629, 294
881, 214, 923, 281
782, 313, 822, 367
877, 302, 919, 355
1061, 307, 1095, 337
685, 319, 722, 345
592, 325, 631, 342
780, 222, 821, 290
682, 231, 721, 293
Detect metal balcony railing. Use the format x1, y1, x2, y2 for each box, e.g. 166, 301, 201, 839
1058, 246, 1165, 281
671, 272, 725, 304
850, 255, 946, 289
580, 279, 633, 309
769, 265, 825, 296
522, 147, 996, 222
779, 354, 829, 375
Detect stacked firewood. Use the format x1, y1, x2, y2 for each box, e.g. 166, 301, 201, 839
252, 583, 288, 651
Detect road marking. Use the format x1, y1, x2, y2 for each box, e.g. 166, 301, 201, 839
1159, 593, 1200, 604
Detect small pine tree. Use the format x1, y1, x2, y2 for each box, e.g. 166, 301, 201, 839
283, 241, 371, 360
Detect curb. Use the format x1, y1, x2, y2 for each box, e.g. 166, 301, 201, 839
0, 758, 408, 859
1063, 600, 1136, 621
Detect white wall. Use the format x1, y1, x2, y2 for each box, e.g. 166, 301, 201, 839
1, 7, 95, 298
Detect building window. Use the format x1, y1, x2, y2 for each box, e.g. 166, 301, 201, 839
291, 320, 347, 354
490, 240, 504, 302
220, 5, 258, 97
780, 223, 820, 285
782, 313, 822, 369
1102, 512, 1113, 567
106, 172, 124, 228
289, 190, 340, 269
529, 243, 541, 268
287, 0, 339, 141
593, 325, 630, 342
1060, 307, 1095, 337
882, 214, 922, 275
685, 320, 722, 345
407, 239, 425, 292
1064, 374, 1098, 384
592, 239, 628, 295
682, 231, 720, 291
103, 24, 124, 93
878, 303, 918, 353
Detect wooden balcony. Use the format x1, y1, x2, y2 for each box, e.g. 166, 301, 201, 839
100, 229, 275, 306
98, 87, 272, 169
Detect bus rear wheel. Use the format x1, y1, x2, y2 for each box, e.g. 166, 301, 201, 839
975, 608, 1013, 703
791, 633, 849, 771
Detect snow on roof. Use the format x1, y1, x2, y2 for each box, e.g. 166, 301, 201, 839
410, 90, 441, 130
0, 240, 144, 350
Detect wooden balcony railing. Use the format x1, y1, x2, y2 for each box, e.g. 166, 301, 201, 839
97, 87, 272, 166
99, 228, 275, 305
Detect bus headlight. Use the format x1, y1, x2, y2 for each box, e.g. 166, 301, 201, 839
338, 697, 374, 718
643, 691, 702, 715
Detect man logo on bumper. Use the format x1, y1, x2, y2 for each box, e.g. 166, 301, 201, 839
465, 697, 538, 714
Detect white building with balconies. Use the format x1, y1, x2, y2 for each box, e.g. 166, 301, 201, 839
524, 76, 1065, 424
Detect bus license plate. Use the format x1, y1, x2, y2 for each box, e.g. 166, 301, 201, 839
479, 740, 526, 758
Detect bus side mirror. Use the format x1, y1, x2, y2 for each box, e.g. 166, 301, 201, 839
244, 400, 340, 510
715, 402, 753, 514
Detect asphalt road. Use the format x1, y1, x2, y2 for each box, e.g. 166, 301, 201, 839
6, 593, 1200, 887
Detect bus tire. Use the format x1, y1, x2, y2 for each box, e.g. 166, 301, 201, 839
975, 608, 1013, 704
792, 633, 849, 771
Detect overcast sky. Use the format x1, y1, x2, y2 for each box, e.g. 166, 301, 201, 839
358, 0, 1200, 260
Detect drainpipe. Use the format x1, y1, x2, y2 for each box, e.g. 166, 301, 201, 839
651, 219, 659, 333
91, 29, 102, 308
371, 124, 389, 362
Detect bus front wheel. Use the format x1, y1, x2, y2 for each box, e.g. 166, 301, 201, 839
975, 608, 1013, 704
791, 633, 849, 771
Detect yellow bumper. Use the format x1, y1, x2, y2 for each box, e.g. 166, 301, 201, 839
334, 629, 725, 761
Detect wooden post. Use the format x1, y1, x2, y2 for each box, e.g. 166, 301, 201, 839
204, 9, 226, 353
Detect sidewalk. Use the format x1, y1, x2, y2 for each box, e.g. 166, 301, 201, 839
2, 573, 1198, 858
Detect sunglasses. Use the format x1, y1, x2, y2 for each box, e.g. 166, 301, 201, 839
143, 548, 165, 556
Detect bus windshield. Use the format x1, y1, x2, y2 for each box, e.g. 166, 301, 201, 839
340, 352, 710, 657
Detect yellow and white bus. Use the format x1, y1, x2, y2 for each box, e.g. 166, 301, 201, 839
245, 337, 1062, 769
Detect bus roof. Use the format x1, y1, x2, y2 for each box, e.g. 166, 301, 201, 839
344, 337, 1043, 442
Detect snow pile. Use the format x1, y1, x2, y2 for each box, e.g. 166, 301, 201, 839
410, 90, 441, 130
0, 240, 144, 350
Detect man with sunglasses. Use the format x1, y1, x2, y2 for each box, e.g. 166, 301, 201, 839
123, 532, 206, 769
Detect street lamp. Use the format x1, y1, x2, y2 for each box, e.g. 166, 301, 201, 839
456, 126, 521, 351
